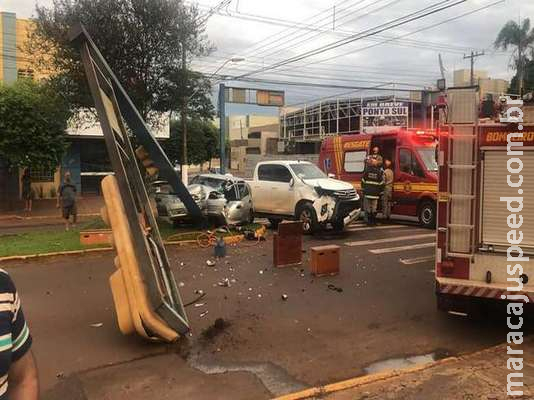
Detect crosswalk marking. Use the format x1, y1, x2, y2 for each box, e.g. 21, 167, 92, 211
369, 242, 435, 254
346, 225, 407, 232
399, 255, 435, 265
344, 233, 435, 247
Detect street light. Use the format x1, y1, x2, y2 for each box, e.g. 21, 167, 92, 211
181, 56, 244, 185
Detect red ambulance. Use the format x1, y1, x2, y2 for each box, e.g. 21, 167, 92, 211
319, 129, 438, 227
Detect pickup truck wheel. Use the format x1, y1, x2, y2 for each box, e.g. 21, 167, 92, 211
332, 219, 345, 232
418, 201, 436, 228
268, 218, 280, 230
297, 204, 319, 234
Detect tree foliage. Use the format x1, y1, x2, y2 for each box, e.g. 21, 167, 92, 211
0, 79, 71, 169
28, 0, 214, 119
165, 119, 219, 166
510, 58, 534, 93
495, 18, 534, 93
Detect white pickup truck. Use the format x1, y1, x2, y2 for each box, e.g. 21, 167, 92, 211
249, 160, 361, 233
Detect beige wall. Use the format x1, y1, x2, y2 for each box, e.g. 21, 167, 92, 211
227, 114, 280, 141
479, 78, 508, 97
453, 69, 488, 86
19, 167, 61, 199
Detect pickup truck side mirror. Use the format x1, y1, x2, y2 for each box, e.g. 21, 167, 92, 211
328, 173, 336, 179
289, 178, 295, 187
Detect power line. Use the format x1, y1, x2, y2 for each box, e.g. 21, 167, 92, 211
235, 0, 467, 79
213, 0, 357, 57
247, 0, 398, 60
463, 50, 485, 85
281, 0, 505, 73
215, 75, 422, 92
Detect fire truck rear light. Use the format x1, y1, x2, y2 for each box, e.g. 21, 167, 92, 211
416, 130, 426, 135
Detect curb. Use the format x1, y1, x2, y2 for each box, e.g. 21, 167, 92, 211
272, 340, 522, 400
271, 356, 458, 400
0, 247, 113, 262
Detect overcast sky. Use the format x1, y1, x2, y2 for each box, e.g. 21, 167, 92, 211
4, 0, 534, 109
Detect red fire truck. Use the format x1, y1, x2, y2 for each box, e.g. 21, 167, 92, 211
319, 129, 438, 227
435, 89, 534, 314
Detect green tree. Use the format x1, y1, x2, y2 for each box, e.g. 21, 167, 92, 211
495, 18, 534, 95
510, 57, 534, 93
0, 79, 71, 169
28, 0, 213, 119
165, 119, 218, 167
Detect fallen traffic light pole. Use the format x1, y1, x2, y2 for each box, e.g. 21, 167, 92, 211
69, 24, 192, 341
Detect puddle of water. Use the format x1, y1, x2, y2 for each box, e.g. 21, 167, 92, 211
188, 350, 307, 396
364, 353, 436, 375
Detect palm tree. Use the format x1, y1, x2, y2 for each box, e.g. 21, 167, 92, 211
495, 18, 534, 95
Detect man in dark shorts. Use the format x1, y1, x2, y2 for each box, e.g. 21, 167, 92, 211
0, 269, 38, 399
57, 172, 78, 231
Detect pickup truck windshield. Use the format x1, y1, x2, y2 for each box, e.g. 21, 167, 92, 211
290, 164, 327, 180
417, 147, 438, 172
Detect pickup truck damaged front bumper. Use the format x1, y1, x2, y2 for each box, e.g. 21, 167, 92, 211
313, 196, 361, 226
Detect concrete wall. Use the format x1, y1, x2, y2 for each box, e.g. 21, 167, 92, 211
243, 154, 319, 178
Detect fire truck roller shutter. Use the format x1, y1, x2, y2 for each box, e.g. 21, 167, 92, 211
482, 150, 534, 250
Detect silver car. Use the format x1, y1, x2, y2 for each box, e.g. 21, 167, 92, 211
153, 175, 254, 226
153, 181, 204, 224
190, 174, 254, 226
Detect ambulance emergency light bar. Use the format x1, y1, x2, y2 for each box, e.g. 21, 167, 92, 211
69, 24, 190, 341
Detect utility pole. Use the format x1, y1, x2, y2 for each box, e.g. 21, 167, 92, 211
181, 39, 188, 186
218, 83, 226, 174
463, 50, 485, 86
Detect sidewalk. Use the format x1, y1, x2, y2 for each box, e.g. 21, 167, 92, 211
1, 195, 103, 218
0, 196, 103, 234
277, 339, 534, 400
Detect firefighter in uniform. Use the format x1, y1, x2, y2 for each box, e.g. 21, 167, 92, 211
382, 159, 394, 220
361, 157, 385, 226
367, 146, 383, 167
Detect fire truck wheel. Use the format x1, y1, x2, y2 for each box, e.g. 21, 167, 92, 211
297, 203, 319, 234
436, 293, 449, 312
418, 201, 436, 228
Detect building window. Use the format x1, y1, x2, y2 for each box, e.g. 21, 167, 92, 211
30, 166, 54, 182
344, 151, 366, 173
17, 69, 35, 79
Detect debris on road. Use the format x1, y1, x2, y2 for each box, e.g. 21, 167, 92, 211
201, 317, 229, 341
90, 322, 104, 328
206, 260, 216, 266
218, 278, 231, 287
327, 283, 343, 293
199, 310, 209, 318
281, 294, 288, 301
194, 303, 205, 308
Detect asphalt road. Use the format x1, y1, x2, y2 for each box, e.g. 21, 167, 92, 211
1, 221, 512, 399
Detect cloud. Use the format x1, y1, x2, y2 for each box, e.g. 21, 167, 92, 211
5, 0, 534, 103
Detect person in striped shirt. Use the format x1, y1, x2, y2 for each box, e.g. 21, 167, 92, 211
0, 270, 38, 399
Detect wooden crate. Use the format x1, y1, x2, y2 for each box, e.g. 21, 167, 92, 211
310, 245, 340, 276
